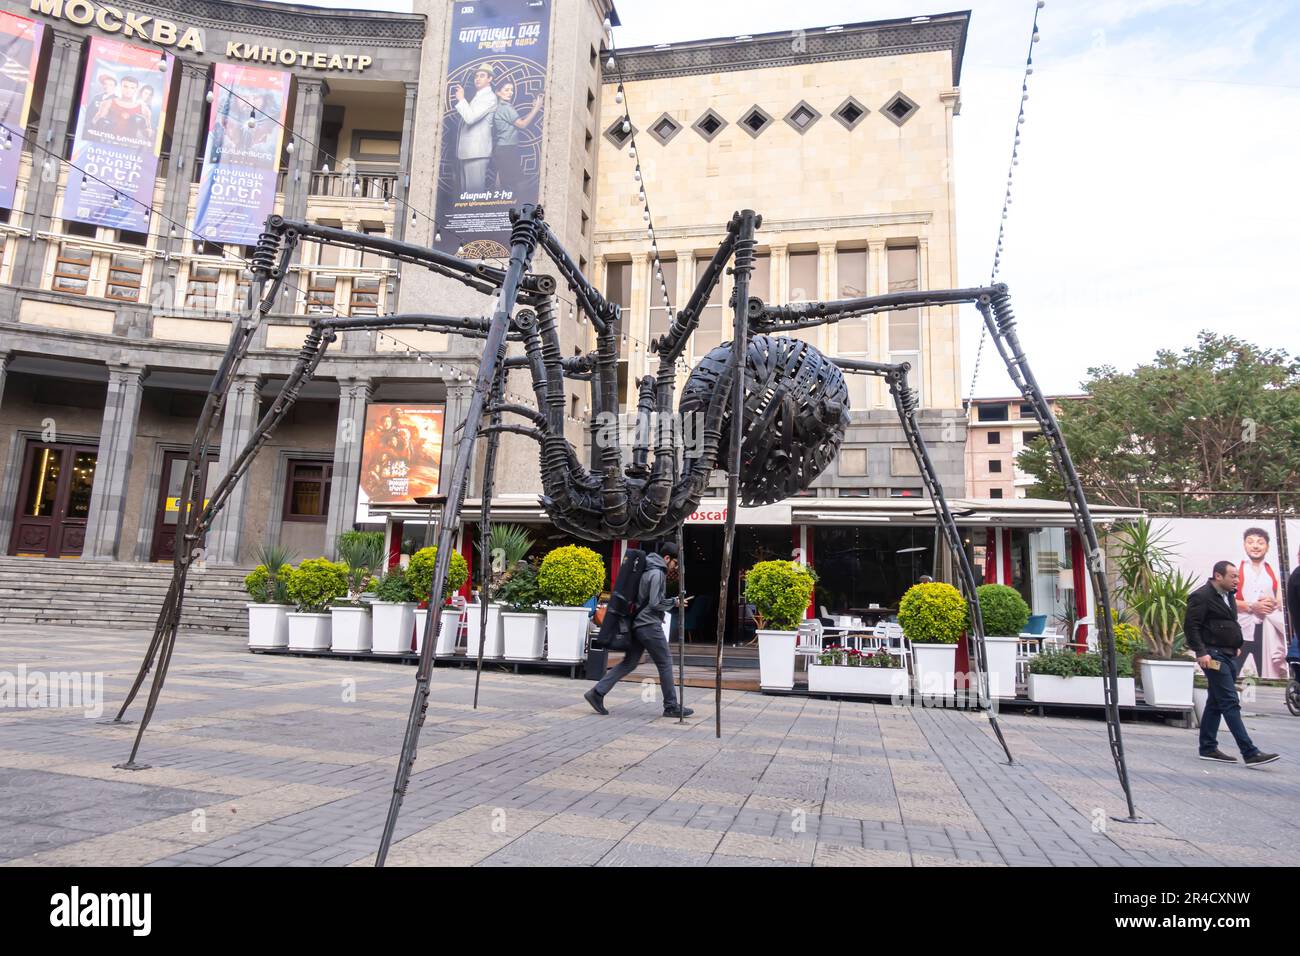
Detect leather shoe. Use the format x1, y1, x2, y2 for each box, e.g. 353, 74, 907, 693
584, 689, 609, 715
662, 704, 694, 718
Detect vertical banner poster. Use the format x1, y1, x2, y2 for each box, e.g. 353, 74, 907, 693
434, 0, 550, 257
357, 403, 446, 522
61, 37, 172, 232
193, 63, 291, 245
1157, 518, 1292, 681
0, 13, 43, 210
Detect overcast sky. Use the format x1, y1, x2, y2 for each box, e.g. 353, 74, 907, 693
305, 0, 1299, 396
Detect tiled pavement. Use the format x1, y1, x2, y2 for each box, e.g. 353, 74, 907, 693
0, 625, 1295, 867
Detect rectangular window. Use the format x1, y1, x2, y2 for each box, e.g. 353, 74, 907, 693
648, 257, 677, 342
105, 253, 144, 302
887, 245, 922, 403
284, 460, 332, 521
360, 226, 387, 271
693, 256, 725, 357
977, 403, 1009, 422
185, 264, 220, 310
1018, 403, 1036, 418
837, 248, 869, 298
786, 250, 820, 349
350, 276, 381, 317
836, 247, 871, 406
990, 488, 1004, 499
750, 252, 770, 301
307, 272, 337, 315
987, 430, 1001, 445
606, 261, 633, 408
989, 459, 1003, 474
52, 245, 92, 295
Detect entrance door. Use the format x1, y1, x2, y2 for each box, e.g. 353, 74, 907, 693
8, 442, 99, 558
150, 450, 218, 562
681, 525, 793, 644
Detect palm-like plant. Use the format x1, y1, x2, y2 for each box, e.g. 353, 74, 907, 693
1106, 519, 1195, 659
475, 524, 534, 597
336, 531, 385, 603
254, 541, 296, 604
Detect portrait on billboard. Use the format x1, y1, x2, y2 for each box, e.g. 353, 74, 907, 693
358, 404, 446, 513
435, 0, 550, 258
0, 12, 44, 209
1159, 518, 1292, 680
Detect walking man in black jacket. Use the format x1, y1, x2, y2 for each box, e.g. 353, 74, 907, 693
585, 542, 694, 719
1185, 561, 1280, 766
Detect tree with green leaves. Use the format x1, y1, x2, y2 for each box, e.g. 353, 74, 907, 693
1017, 333, 1300, 511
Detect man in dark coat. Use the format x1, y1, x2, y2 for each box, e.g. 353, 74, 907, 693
1184, 561, 1280, 766
585, 542, 693, 718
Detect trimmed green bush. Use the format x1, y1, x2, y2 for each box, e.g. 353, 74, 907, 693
407, 546, 470, 606
498, 561, 542, 613
285, 558, 349, 613
244, 563, 293, 604
373, 567, 414, 603
1029, 651, 1134, 679
744, 560, 815, 632
897, 582, 968, 645
975, 584, 1030, 636
538, 545, 605, 607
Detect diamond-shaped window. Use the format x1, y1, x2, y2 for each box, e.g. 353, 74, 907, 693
692, 108, 728, 142
602, 117, 637, 149
739, 105, 773, 138
647, 112, 683, 146
783, 100, 822, 134
832, 96, 869, 131
881, 92, 919, 126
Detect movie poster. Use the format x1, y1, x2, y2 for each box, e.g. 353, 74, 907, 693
192, 63, 291, 245
1157, 518, 1293, 680
61, 37, 172, 232
433, 0, 549, 258
357, 404, 446, 522
0, 13, 43, 210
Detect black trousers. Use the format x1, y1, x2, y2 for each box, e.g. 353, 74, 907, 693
593, 622, 678, 708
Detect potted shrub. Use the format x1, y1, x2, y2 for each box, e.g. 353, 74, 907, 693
371, 566, 416, 654
407, 545, 470, 655
330, 531, 384, 653
745, 560, 816, 691
808, 645, 909, 697
285, 558, 348, 651
898, 582, 968, 702
538, 544, 605, 663
1028, 650, 1136, 706
465, 525, 532, 661
244, 542, 294, 649
1109, 519, 1198, 707
500, 561, 546, 660
975, 583, 1030, 698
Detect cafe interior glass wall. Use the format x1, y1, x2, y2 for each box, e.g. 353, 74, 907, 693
812, 525, 937, 618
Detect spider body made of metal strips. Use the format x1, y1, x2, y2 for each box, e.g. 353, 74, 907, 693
110, 203, 1139, 867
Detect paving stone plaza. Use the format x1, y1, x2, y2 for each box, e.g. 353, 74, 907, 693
0, 626, 1294, 868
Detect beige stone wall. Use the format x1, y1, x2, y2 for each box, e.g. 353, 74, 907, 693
594, 49, 962, 412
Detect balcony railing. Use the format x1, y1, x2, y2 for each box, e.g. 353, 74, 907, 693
308, 171, 397, 200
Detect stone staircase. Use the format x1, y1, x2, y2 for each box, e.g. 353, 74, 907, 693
0, 555, 251, 633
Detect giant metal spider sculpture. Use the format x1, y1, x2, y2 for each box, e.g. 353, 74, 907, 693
108, 204, 1141, 865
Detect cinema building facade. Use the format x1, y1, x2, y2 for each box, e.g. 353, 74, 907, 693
0, 1, 1116, 640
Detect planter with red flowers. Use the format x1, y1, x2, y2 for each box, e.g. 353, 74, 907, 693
808, 645, 909, 697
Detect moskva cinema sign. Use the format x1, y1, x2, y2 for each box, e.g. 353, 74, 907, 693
30, 0, 376, 70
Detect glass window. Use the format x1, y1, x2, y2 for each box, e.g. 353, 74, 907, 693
788, 250, 818, 303
886, 246, 921, 401
692, 256, 725, 357
350, 276, 381, 317
22, 446, 61, 517
185, 264, 220, 311
106, 253, 144, 302
990, 488, 1004, 499
65, 452, 96, 519
837, 248, 868, 298
648, 258, 676, 342
307, 272, 337, 315
987, 430, 1001, 445
977, 404, 1009, 422
750, 253, 770, 301
53, 245, 92, 295
285, 460, 332, 521
812, 525, 935, 612
989, 459, 1003, 473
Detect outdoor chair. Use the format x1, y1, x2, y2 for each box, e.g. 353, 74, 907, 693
1023, 614, 1047, 635
795, 619, 826, 674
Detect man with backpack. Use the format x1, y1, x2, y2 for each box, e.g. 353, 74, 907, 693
585, 541, 693, 718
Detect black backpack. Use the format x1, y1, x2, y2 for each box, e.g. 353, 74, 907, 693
592, 548, 648, 650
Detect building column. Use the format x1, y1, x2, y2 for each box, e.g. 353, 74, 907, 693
282, 79, 328, 223
323, 376, 372, 559
0, 350, 10, 411
207, 375, 264, 566
83, 364, 148, 561
12, 31, 82, 288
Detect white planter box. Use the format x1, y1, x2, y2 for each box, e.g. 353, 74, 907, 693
1028, 674, 1137, 706
1194, 686, 1209, 723
1140, 659, 1196, 708
808, 663, 908, 697
982, 635, 1020, 699
757, 629, 797, 690
464, 602, 504, 660
545, 606, 590, 662
287, 612, 332, 651
330, 606, 372, 652
371, 601, 416, 654
912, 643, 959, 701
502, 612, 546, 659
438, 608, 463, 656
247, 603, 290, 649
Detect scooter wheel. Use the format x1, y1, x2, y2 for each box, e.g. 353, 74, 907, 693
1287, 680, 1300, 717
